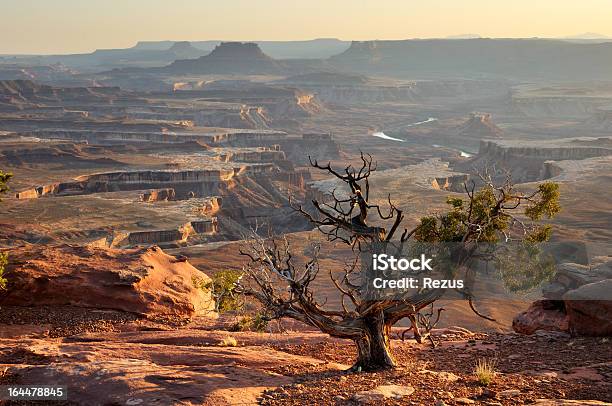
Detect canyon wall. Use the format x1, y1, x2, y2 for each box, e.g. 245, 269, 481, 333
478, 140, 612, 161
111, 218, 219, 248
461, 139, 612, 183
16, 165, 276, 200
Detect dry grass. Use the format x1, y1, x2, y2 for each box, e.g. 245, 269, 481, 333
474, 357, 497, 386
219, 336, 238, 347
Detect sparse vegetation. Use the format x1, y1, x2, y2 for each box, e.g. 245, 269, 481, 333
193, 269, 245, 312
0, 170, 12, 290
474, 358, 497, 386
230, 313, 268, 332
219, 336, 238, 347
0, 253, 7, 291
206, 269, 244, 312
0, 171, 11, 197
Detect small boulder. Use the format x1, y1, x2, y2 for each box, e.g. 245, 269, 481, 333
498, 389, 521, 397
563, 280, 612, 336
512, 300, 569, 335
418, 369, 460, 382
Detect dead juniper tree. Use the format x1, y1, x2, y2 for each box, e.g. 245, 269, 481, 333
238, 153, 560, 371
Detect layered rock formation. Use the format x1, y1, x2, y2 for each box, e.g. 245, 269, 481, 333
461, 137, 612, 183
0, 77, 325, 134
0, 64, 79, 84
0, 142, 121, 167
0, 79, 123, 111
195, 106, 271, 129
512, 84, 612, 118
167, 42, 285, 75
478, 139, 612, 161
109, 218, 219, 248
15, 166, 276, 200
1, 245, 215, 318
217, 146, 287, 164
169, 83, 325, 126
224, 133, 339, 164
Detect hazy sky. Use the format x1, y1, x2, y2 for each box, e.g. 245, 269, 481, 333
1, 0, 611, 54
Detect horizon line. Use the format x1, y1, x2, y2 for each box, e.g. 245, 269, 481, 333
2, 35, 612, 57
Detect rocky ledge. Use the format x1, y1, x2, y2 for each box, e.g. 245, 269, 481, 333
1, 244, 215, 318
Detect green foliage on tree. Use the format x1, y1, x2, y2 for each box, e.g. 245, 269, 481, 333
415, 181, 560, 244
414, 180, 561, 294
495, 242, 557, 293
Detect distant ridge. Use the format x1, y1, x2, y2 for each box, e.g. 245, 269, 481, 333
562, 32, 611, 40
133, 38, 349, 59
329, 38, 612, 81
446, 34, 482, 39
0, 42, 206, 69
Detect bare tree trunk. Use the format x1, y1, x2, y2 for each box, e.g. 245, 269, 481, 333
351, 313, 396, 371
407, 313, 426, 343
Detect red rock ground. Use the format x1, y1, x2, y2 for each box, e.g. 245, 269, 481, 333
0, 310, 610, 405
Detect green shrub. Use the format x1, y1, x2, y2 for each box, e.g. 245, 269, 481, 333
230, 313, 268, 332
211, 269, 244, 312
0, 171, 11, 198
194, 269, 244, 312
0, 252, 7, 290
